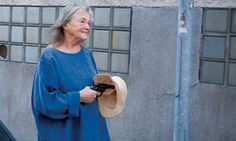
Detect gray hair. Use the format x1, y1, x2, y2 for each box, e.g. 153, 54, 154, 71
48, 0, 93, 46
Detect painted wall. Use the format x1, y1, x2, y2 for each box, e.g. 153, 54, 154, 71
0, 0, 236, 141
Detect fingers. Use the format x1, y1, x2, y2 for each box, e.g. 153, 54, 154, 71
80, 86, 101, 103
94, 91, 101, 96
88, 86, 101, 96
95, 91, 102, 97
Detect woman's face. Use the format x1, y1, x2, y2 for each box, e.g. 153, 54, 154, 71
64, 9, 91, 42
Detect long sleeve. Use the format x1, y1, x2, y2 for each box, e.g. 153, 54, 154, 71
32, 53, 80, 119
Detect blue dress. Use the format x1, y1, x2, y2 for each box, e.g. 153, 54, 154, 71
31, 47, 110, 141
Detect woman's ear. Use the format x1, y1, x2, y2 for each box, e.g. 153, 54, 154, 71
62, 21, 69, 30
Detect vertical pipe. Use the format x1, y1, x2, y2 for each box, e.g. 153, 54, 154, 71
173, 0, 194, 141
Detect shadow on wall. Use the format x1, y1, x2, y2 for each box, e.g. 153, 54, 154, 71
0, 44, 7, 59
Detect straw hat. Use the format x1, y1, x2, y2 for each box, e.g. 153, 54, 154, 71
93, 73, 127, 118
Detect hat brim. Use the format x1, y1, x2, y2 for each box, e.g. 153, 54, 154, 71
94, 73, 127, 118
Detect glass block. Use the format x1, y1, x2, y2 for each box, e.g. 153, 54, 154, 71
93, 52, 108, 71
93, 30, 109, 49
228, 63, 236, 85
26, 27, 39, 43
11, 26, 23, 42
112, 31, 130, 50
58, 7, 64, 18
0, 44, 8, 60
230, 36, 236, 59
42, 7, 56, 24
204, 9, 228, 32
201, 61, 224, 84
113, 8, 131, 27
10, 45, 23, 62
27, 7, 39, 23
25, 46, 38, 63
94, 8, 110, 26
0, 7, 10, 22
111, 53, 129, 73
0, 26, 9, 41
41, 27, 50, 44
202, 36, 226, 59
231, 10, 236, 32
12, 7, 24, 23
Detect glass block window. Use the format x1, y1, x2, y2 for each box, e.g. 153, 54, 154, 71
26, 7, 40, 24
0, 7, 10, 22
42, 7, 56, 24
10, 45, 23, 62
0, 6, 131, 73
200, 8, 236, 86
0, 120, 16, 141
0, 26, 9, 41
12, 7, 24, 23
203, 9, 228, 32
0, 6, 57, 63
88, 7, 131, 73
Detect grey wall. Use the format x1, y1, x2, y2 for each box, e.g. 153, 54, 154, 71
0, 6, 179, 141
1, 2, 236, 141
190, 84, 236, 141
0, 0, 236, 7
107, 7, 178, 141
0, 62, 36, 141
188, 8, 236, 141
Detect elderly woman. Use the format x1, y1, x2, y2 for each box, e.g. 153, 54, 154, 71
31, 0, 110, 141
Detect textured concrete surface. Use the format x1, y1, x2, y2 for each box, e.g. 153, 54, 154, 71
190, 84, 236, 141
107, 7, 178, 141
0, 0, 236, 7
0, 62, 37, 141
1, 5, 236, 141
195, 0, 236, 8
189, 8, 236, 141
0, 0, 178, 7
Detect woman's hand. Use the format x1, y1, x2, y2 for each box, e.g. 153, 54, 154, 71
79, 86, 101, 103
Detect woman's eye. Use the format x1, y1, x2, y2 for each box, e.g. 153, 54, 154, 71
80, 20, 86, 23
77, 19, 91, 26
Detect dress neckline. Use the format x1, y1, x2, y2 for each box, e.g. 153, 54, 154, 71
50, 47, 84, 55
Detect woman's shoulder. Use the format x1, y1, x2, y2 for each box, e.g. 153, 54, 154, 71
82, 46, 93, 56
39, 46, 58, 61
82, 46, 91, 53
41, 46, 55, 54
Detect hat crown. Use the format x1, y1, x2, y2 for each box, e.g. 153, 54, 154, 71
94, 73, 127, 118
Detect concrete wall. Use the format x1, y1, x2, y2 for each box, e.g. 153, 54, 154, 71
1, 0, 236, 141
188, 8, 236, 141
107, 7, 178, 141
0, 0, 236, 7
0, 62, 36, 141
0, 6, 179, 141
190, 84, 236, 141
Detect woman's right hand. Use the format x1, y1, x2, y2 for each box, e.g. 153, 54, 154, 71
79, 86, 101, 103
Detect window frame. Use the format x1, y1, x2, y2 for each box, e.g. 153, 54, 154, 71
200, 8, 236, 86
88, 6, 132, 74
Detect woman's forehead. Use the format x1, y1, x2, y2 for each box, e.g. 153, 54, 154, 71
72, 9, 90, 18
